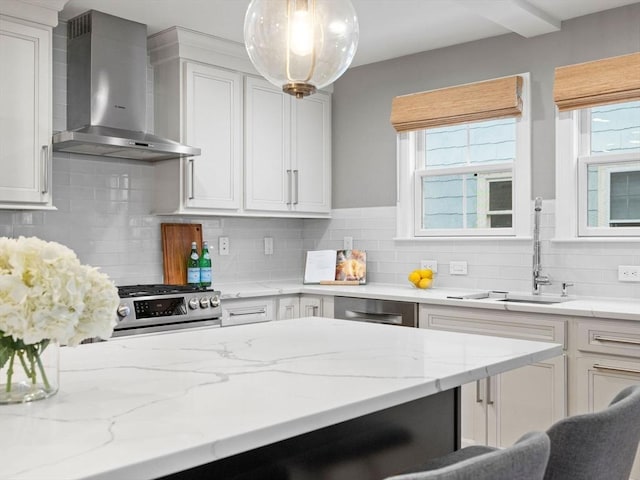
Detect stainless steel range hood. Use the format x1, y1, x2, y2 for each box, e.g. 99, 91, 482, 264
53, 10, 200, 161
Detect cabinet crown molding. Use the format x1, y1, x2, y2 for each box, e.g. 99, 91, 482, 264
0, 0, 67, 27
148, 26, 258, 75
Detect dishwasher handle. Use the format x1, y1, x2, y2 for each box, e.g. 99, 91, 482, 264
344, 309, 403, 325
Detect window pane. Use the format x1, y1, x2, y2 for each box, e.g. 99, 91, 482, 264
591, 101, 640, 154
610, 170, 640, 222
490, 214, 512, 228
586, 161, 640, 227
421, 171, 512, 230
489, 180, 512, 211
423, 118, 515, 168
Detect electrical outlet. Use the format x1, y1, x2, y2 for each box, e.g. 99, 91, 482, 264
343, 236, 353, 250
618, 265, 640, 282
264, 237, 274, 255
421, 260, 438, 273
219, 236, 229, 256
449, 261, 468, 275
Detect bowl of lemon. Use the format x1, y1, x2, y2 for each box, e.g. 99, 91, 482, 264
408, 268, 434, 289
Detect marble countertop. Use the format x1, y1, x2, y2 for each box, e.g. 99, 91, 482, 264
1, 318, 561, 480
218, 281, 640, 322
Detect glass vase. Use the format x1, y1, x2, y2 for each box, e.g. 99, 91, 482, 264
0, 339, 59, 404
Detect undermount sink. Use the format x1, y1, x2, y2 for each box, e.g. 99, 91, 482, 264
499, 294, 570, 305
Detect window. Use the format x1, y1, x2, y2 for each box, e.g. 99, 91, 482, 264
577, 101, 640, 236
394, 74, 531, 238
554, 53, 640, 239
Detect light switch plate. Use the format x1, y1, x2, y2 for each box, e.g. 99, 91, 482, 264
343, 236, 353, 250
449, 261, 468, 275
264, 237, 274, 255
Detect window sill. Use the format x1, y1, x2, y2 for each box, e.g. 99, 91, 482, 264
394, 236, 533, 242
551, 237, 640, 244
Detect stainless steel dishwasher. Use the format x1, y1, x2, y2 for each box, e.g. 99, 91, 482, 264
334, 296, 418, 327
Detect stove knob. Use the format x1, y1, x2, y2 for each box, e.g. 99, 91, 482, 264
210, 295, 220, 307
188, 298, 199, 310
199, 297, 210, 308
116, 304, 131, 319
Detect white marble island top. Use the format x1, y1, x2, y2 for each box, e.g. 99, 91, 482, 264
1, 318, 562, 480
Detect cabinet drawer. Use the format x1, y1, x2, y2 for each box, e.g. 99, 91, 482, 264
420, 305, 566, 348
576, 319, 640, 359
222, 298, 275, 326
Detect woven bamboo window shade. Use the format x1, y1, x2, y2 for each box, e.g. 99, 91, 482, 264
554, 52, 640, 111
390, 76, 523, 133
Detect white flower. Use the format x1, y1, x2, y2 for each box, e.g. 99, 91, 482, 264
0, 237, 119, 346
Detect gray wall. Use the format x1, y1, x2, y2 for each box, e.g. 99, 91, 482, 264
332, 4, 640, 208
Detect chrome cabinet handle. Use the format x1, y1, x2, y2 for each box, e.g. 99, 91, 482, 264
286, 169, 292, 205
188, 158, 195, 200
593, 335, 640, 346
486, 376, 494, 405
293, 169, 299, 205
476, 380, 483, 403
41, 145, 49, 194
593, 364, 640, 375
229, 309, 267, 316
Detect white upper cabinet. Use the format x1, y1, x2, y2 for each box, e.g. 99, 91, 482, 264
0, 11, 58, 209
245, 76, 331, 215
183, 62, 242, 211
150, 27, 332, 218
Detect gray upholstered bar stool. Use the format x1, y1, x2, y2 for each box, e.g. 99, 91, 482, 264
389, 384, 640, 480
384, 431, 550, 480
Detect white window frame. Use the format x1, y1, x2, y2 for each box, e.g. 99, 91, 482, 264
396, 72, 531, 239
555, 103, 640, 239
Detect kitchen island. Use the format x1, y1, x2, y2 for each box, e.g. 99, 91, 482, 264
0, 318, 562, 480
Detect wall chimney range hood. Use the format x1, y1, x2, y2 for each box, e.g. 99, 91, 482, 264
52, 10, 200, 161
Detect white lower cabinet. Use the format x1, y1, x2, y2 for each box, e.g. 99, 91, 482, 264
277, 295, 300, 321
276, 295, 335, 320
419, 305, 567, 448
300, 295, 334, 318
222, 297, 275, 325
573, 318, 640, 480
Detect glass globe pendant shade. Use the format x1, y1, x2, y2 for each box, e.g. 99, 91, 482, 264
244, 0, 359, 98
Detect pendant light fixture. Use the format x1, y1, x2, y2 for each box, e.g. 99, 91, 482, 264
244, 0, 359, 98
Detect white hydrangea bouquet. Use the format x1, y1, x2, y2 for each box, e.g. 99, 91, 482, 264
0, 236, 120, 403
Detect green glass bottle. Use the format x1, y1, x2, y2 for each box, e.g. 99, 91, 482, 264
199, 241, 212, 287
187, 241, 200, 286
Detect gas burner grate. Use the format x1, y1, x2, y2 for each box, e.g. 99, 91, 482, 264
117, 284, 212, 298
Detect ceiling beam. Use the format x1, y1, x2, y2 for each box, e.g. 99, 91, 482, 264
453, 0, 561, 38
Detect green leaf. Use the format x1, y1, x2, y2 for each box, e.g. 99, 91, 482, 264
0, 336, 16, 370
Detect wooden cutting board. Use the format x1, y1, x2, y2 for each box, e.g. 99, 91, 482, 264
161, 223, 203, 285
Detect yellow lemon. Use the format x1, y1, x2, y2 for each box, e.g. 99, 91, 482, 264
418, 269, 433, 279
418, 278, 433, 289
408, 271, 421, 285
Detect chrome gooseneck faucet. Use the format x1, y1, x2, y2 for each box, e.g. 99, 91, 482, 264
533, 197, 551, 294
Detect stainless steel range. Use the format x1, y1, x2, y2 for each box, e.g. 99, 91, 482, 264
113, 284, 222, 337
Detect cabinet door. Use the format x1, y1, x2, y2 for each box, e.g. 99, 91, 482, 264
489, 355, 566, 448
277, 295, 300, 320
575, 355, 640, 480
244, 76, 291, 212
184, 63, 242, 210
420, 305, 567, 448
0, 18, 51, 206
291, 92, 331, 213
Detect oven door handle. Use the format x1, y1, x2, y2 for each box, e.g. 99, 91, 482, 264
344, 309, 403, 325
